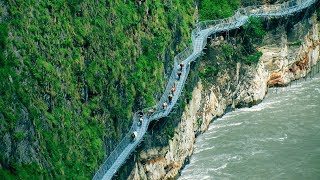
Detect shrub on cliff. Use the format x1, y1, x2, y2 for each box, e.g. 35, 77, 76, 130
199, 0, 240, 21
243, 51, 263, 64
241, 17, 265, 64
243, 17, 266, 43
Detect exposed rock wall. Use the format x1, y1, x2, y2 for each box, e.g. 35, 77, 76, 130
264, 17, 320, 86
126, 14, 320, 180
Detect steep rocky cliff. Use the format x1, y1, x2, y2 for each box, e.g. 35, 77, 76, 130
125, 13, 320, 180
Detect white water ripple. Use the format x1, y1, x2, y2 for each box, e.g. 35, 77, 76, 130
180, 73, 320, 180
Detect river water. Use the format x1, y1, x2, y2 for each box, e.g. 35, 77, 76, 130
179, 74, 320, 180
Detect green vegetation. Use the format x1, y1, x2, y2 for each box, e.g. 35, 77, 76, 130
0, 22, 8, 65
198, 17, 266, 82
0, 0, 194, 178
243, 51, 263, 64
199, 0, 240, 21
241, 17, 265, 64
13, 131, 25, 142
229, 44, 263, 65
164, 125, 176, 140
197, 118, 202, 128
243, 17, 266, 42
289, 40, 302, 46
199, 65, 219, 79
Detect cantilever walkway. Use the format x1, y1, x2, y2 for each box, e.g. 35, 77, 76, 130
93, 0, 318, 179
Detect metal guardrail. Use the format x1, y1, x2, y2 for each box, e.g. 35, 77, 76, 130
93, 0, 318, 179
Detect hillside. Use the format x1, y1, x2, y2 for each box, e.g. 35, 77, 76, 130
0, 0, 194, 178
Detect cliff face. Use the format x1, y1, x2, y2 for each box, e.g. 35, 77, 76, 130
264, 19, 320, 86
127, 14, 320, 180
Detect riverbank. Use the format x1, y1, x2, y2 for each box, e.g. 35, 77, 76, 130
179, 68, 320, 179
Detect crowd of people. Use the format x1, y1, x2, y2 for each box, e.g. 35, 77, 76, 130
163, 62, 185, 110
132, 63, 186, 142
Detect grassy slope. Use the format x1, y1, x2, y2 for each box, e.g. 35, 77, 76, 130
0, 0, 194, 178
